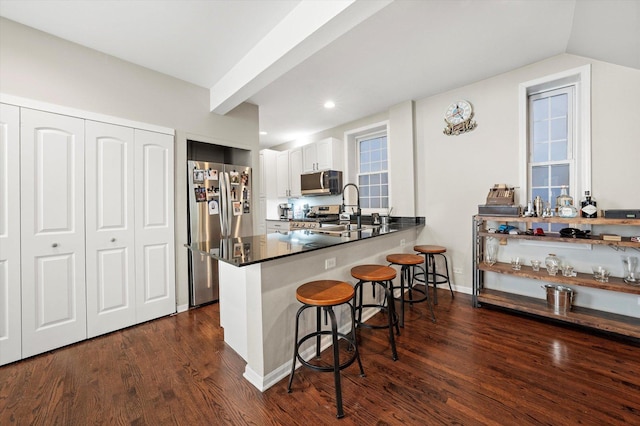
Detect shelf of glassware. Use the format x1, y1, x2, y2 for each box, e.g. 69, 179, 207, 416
472, 215, 640, 339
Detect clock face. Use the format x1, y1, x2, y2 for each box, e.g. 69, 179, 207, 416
445, 100, 472, 125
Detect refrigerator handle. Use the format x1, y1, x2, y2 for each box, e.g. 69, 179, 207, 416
220, 172, 228, 237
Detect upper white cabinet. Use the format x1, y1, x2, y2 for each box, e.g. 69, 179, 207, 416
0, 104, 21, 365
276, 150, 290, 198
302, 137, 342, 172
260, 149, 277, 199
134, 129, 175, 323
20, 108, 87, 358
289, 147, 303, 197
276, 148, 303, 198
85, 121, 136, 338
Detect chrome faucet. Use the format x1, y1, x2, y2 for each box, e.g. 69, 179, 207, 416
342, 183, 361, 230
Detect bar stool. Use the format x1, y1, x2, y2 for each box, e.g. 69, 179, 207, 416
287, 280, 365, 419
387, 253, 436, 326
351, 264, 400, 361
413, 245, 454, 305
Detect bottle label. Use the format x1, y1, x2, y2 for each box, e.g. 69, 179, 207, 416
582, 204, 597, 216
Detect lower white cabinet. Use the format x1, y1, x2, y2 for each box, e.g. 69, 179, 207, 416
0, 103, 22, 365
1, 102, 176, 365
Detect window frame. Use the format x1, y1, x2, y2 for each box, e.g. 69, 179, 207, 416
355, 130, 389, 211
519, 65, 591, 210
344, 121, 390, 215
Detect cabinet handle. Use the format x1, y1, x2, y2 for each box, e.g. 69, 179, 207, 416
111, 238, 116, 242
52, 243, 58, 248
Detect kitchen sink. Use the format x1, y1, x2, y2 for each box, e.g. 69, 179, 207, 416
311, 223, 380, 236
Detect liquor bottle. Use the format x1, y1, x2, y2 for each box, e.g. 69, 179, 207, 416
555, 185, 573, 214
559, 200, 578, 218
581, 191, 597, 218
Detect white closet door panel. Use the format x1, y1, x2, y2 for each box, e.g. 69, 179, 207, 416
85, 121, 135, 337
20, 109, 86, 357
134, 129, 175, 323
0, 103, 21, 365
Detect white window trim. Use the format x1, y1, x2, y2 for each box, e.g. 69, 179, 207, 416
518, 65, 591, 202
518, 65, 592, 250
344, 120, 390, 215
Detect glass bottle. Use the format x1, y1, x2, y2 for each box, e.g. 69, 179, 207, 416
545, 254, 560, 275
559, 199, 578, 218
580, 191, 597, 218
555, 185, 573, 214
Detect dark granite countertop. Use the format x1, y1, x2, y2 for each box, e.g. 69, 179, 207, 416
186, 217, 425, 267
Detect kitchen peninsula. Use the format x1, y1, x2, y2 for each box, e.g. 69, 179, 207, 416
188, 219, 424, 391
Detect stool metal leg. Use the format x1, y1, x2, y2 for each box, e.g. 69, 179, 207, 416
383, 280, 398, 361
438, 253, 454, 298
428, 254, 438, 306
326, 306, 344, 418
347, 301, 366, 377
287, 304, 306, 393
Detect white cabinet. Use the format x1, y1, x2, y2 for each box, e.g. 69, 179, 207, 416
289, 147, 303, 197
134, 129, 175, 323
260, 149, 277, 199
257, 198, 267, 234
276, 150, 290, 197
276, 148, 303, 198
85, 121, 136, 338
20, 108, 87, 358
266, 220, 290, 234
0, 104, 21, 365
302, 137, 342, 172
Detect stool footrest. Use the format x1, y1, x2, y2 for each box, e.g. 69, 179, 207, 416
295, 331, 359, 373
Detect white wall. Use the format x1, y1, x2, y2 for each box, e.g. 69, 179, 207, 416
414, 53, 640, 315
0, 18, 260, 308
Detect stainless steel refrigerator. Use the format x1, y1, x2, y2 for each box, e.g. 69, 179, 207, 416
187, 160, 253, 306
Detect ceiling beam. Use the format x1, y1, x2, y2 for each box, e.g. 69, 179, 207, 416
209, 0, 392, 114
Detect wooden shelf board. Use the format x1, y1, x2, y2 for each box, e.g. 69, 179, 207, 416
475, 215, 640, 226
477, 289, 640, 339
478, 262, 640, 295
478, 231, 640, 249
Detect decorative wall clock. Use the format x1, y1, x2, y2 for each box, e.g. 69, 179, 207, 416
443, 100, 477, 136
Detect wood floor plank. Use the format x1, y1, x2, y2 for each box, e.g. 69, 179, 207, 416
1, 290, 639, 425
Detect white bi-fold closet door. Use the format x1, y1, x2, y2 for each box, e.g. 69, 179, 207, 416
20, 108, 87, 358
85, 121, 136, 338
0, 103, 21, 365
15, 107, 175, 361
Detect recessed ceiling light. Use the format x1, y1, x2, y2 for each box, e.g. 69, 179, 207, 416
324, 101, 335, 109
259, 131, 267, 135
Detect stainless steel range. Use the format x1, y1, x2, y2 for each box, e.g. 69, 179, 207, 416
290, 205, 341, 230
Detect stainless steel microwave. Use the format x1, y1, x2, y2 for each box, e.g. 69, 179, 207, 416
301, 170, 342, 196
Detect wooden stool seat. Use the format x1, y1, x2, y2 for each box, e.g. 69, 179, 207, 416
386, 253, 423, 266
288, 279, 364, 418
296, 280, 354, 306
351, 265, 397, 282
414, 245, 446, 255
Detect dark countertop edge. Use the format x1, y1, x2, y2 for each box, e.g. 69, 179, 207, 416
186, 217, 425, 267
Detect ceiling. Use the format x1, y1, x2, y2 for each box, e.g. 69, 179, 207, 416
1, 0, 638, 148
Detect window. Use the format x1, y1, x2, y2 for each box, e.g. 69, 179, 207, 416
529, 87, 574, 231
519, 65, 591, 233
357, 132, 389, 209
344, 121, 390, 214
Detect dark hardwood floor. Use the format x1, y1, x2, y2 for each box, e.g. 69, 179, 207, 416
1, 289, 639, 425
